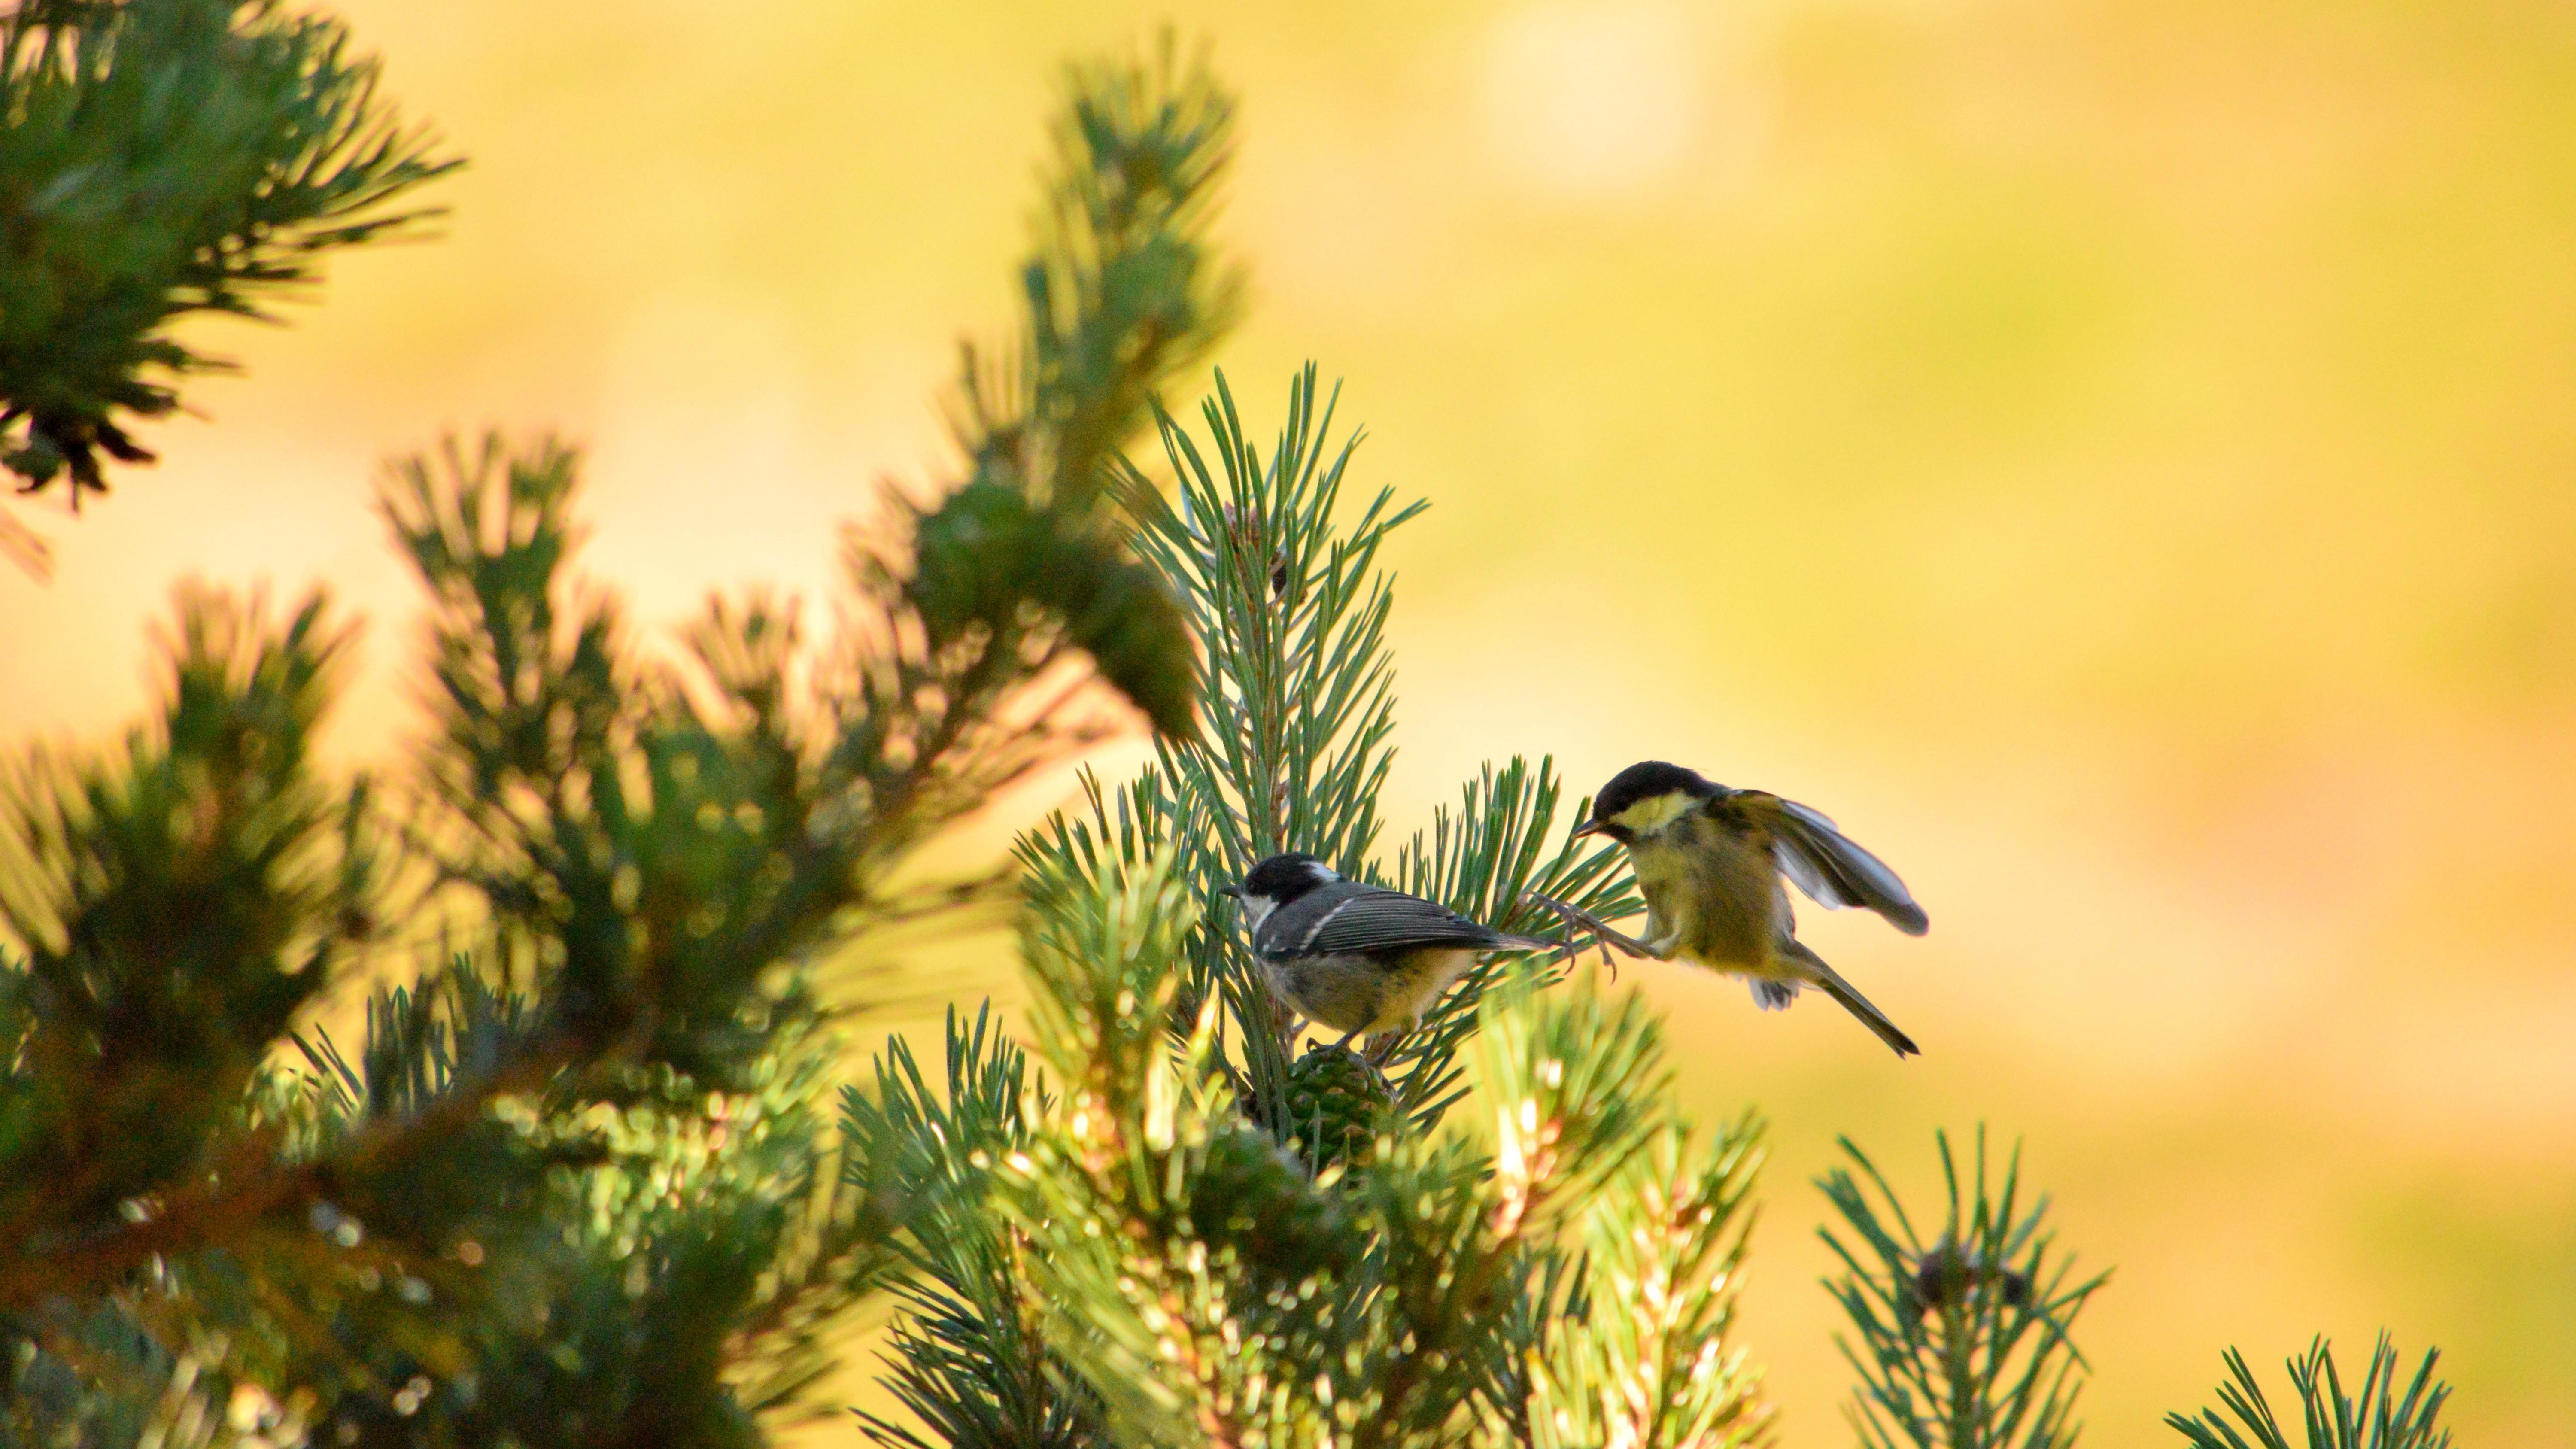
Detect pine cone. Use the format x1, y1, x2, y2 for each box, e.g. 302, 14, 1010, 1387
1909, 1241, 2033, 1315
1188, 1123, 1355, 1285
1278, 1046, 1391, 1175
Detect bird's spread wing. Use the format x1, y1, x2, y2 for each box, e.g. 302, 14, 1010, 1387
1259, 886, 1513, 959
1737, 793, 1930, 936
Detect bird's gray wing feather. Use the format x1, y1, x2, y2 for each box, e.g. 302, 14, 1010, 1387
1262, 886, 1511, 958
1742, 793, 1930, 936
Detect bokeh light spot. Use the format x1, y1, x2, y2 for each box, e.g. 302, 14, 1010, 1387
1480, 0, 1706, 199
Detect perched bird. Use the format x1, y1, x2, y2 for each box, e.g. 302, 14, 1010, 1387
1223, 853, 1550, 1060
1573, 761, 1929, 1057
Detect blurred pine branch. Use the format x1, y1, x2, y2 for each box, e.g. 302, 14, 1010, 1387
0, 26, 1230, 1447
0, 0, 459, 528
1819, 1129, 2108, 1449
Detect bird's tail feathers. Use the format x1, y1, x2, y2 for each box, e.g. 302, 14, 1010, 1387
1781, 940, 1920, 1057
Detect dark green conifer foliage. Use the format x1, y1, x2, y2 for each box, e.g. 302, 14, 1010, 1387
0, 0, 457, 564
2167, 1337, 2452, 1449
1819, 1130, 2108, 1449
0, 35, 1226, 1449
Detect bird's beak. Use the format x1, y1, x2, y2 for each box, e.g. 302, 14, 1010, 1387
1217, 884, 1242, 899
1570, 821, 1605, 842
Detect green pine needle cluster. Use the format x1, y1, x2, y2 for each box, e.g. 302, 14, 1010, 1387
844, 1007, 1083, 1449
1814, 1142, 2463, 1449
2167, 1337, 2452, 1449
0, 0, 458, 533
1820, 1130, 2108, 1449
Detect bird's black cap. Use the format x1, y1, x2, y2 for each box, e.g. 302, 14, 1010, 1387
1587, 760, 1722, 823
1240, 852, 1335, 903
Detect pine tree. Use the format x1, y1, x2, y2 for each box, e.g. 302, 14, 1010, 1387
0, 33, 1233, 1449
848, 368, 1765, 1449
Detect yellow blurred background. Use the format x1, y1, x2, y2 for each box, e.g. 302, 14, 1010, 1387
5, 0, 2574, 1442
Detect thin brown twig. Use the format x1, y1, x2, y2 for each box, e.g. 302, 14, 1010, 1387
0, 1043, 571, 1313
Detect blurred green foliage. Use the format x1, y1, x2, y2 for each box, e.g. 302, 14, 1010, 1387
0, 29, 1225, 1446
1820, 1130, 2106, 1449
0, 0, 456, 516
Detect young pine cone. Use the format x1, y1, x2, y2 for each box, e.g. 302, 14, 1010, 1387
1911, 1241, 2034, 1315
1276, 1045, 1391, 1175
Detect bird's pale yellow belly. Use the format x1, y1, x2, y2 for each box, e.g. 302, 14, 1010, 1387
1629, 821, 1789, 977
1267, 947, 1475, 1035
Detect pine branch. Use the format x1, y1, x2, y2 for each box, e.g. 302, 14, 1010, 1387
1026, 367, 1630, 1143
954, 31, 1240, 515
0, 1013, 565, 1315
1473, 972, 1670, 1245
910, 31, 1242, 741
1346, 973, 1701, 1448
217, 961, 897, 1446
1524, 1118, 1771, 1449
0, 0, 459, 507
380, 428, 1171, 1087
998, 848, 1301, 1449
0, 585, 378, 1306
1125, 365, 1411, 878
1387, 758, 1642, 1123
1819, 1129, 2108, 1449
981, 838, 1750, 1449
844, 1007, 1100, 1449
1144, 364, 1416, 1083
2165, 1336, 2452, 1449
